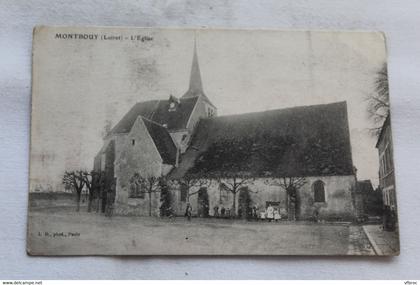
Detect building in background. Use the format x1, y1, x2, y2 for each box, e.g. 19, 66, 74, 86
376, 115, 398, 231
376, 115, 397, 211
355, 180, 383, 221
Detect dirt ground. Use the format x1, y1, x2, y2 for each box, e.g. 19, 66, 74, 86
27, 207, 374, 255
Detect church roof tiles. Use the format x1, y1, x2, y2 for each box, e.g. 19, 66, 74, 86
110, 96, 198, 135
170, 101, 354, 179
141, 118, 178, 165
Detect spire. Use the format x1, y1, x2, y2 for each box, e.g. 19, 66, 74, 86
187, 35, 203, 95
181, 35, 214, 107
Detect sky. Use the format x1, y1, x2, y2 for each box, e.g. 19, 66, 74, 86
30, 27, 387, 191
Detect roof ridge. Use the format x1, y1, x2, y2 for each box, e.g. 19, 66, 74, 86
204, 101, 347, 120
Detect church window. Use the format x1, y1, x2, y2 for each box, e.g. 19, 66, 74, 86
313, 180, 326, 202
207, 107, 214, 117
131, 139, 135, 146
129, 180, 145, 198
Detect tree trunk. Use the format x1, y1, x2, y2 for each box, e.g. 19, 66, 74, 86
148, 191, 152, 217
287, 193, 297, 221
96, 196, 100, 213
76, 191, 81, 212
232, 191, 237, 217
87, 192, 93, 212
187, 189, 190, 203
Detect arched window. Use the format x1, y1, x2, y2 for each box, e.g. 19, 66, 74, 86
129, 179, 145, 199
313, 180, 326, 202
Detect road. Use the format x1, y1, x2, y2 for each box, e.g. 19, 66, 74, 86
27, 208, 375, 255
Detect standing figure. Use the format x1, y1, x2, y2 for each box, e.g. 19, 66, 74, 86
313, 209, 320, 223
185, 203, 192, 221
253, 205, 259, 220
260, 210, 266, 221
220, 206, 226, 218
105, 183, 115, 218
213, 205, 219, 218
267, 205, 274, 222
274, 208, 281, 222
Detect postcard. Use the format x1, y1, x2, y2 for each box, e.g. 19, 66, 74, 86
27, 26, 399, 255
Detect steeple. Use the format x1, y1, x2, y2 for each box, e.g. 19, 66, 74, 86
181, 35, 215, 108
187, 37, 203, 95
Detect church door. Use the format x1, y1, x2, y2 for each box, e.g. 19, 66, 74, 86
238, 187, 251, 219
287, 186, 300, 221
197, 187, 209, 218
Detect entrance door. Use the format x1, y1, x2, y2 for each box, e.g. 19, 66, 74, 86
197, 187, 209, 217
238, 187, 251, 219
287, 186, 299, 221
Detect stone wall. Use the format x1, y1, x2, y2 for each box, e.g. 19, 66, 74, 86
169, 175, 357, 221
114, 117, 164, 216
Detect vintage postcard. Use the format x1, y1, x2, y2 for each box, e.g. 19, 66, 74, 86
27, 26, 399, 255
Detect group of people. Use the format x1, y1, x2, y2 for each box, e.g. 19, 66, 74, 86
213, 205, 233, 218
244, 205, 282, 221
184, 203, 283, 221
259, 205, 282, 222
214, 204, 283, 221
184, 204, 236, 220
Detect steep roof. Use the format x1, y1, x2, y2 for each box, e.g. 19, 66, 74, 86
150, 97, 198, 130
109, 97, 198, 135
142, 118, 177, 165
110, 100, 159, 134
170, 101, 354, 179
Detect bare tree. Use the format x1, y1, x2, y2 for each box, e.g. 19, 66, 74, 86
186, 137, 258, 217
62, 170, 85, 212
129, 173, 162, 216
81, 170, 104, 213
218, 174, 255, 216
267, 176, 307, 221
173, 174, 211, 203
265, 145, 308, 221
367, 63, 390, 136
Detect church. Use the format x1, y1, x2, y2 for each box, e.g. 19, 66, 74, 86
94, 43, 358, 221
